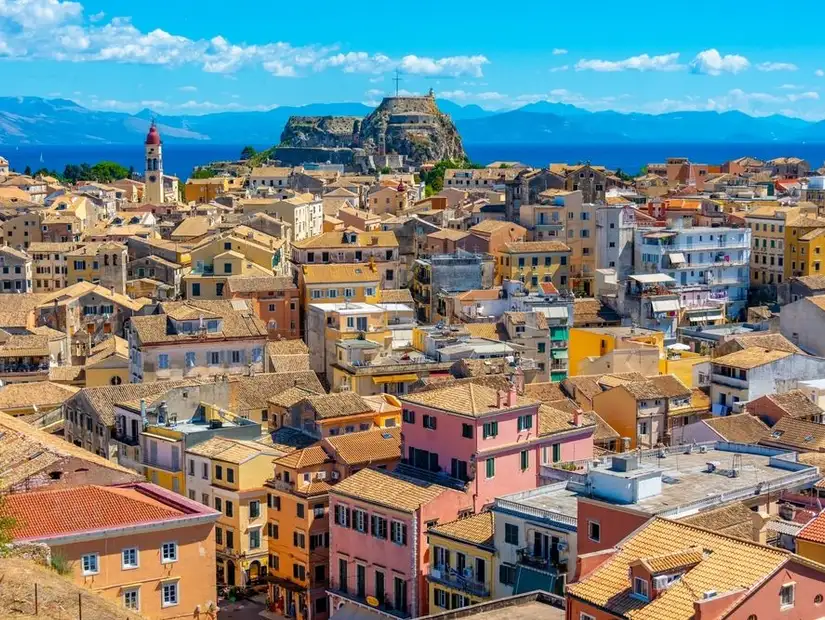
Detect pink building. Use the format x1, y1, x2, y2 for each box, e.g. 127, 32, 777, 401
400, 382, 595, 511
328, 467, 471, 618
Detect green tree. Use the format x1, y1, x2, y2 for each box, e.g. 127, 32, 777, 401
89, 161, 129, 183
240, 146, 257, 160
23, 165, 32, 176
191, 168, 215, 179
379, 166, 392, 175
0, 494, 16, 554
421, 157, 482, 196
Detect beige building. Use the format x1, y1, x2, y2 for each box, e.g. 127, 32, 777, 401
0, 245, 33, 293
241, 194, 322, 241
29, 241, 79, 291
745, 204, 814, 287
128, 299, 268, 383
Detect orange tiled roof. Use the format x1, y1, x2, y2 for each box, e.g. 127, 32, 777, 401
4, 484, 189, 541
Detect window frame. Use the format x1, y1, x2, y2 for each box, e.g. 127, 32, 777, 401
121, 547, 139, 570
780, 582, 795, 609
588, 520, 601, 542
161, 541, 178, 564
81, 553, 99, 576
161, 581, 179, 608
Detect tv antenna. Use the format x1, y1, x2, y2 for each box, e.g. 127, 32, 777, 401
393, 69, 403, 96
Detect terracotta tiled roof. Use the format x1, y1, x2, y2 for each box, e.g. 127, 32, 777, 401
0, 381, 78, 411
378, 288, 413, 304
523, 382, 566, 402
501, 240, 570, 254
621, 375, 691, 400
301, 263, 380, 284
301, 392, 372, 419
573, 298, 621, 326
763, 389, 824, 420
537, 404, 594, 436
722, 332, 802, 354
131, 301, 268, 344
703, 413, 769, 444
4, 484, 191, 541
229, 371, 324, 412
225, 276, 296, 294
71, 379, 201, 426
0, 334, 49, 358
760, 416, 825, 451
713, 347, 793, 369
323, 427, 401, 466
266, 339, 309, 355
186, 436, 273, 464
332, 468, 451, 513
402, 383, 539, 417
797, 510, 825, 544
429, 512, 493, 547
462, 322, 504, 340
267, 386, 320, 409
568, 518, 789, 620
681, 502, 759, 540
273, 445, 331, 469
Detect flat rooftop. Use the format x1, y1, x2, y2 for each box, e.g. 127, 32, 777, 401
504, 444, 818, 519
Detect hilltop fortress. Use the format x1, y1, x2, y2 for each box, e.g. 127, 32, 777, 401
275, 92, 465, 169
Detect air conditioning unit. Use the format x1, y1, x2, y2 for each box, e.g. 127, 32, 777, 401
557, 541, 569, 552
653, 575, 669, 589
430, 569, 442, 579
331, 471, 340, 480
462, 567, 473, 578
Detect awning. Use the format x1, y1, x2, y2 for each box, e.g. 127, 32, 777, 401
669, 252, 686, 265
651, 299, 680, 312
551, 349, 569, 359
372, 374, 418, 384
513, 565, 557, 595
689, 312, 724, 322
630, 273, 676, 284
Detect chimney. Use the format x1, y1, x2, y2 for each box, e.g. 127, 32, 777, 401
506, 383, 517, 407
573, 408, 583, 427
496, 389, 506, 408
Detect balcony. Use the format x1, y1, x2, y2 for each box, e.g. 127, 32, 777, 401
327, 578, 410, 619
112, 432, 139, 446
268, 478, 294, 492
0, 362, 50, 376
428, 566, 490, 598
516, 548, 568, 577
711, 372, 747, 389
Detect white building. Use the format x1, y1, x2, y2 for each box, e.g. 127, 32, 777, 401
596, 204, 637, 281
634, 225, 751, 321
249, 166, 291, 191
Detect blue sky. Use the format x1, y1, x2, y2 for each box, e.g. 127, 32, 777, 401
2, 0, 825, 119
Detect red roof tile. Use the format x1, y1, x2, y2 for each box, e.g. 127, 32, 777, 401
3, 484, 195, 541
797, 511, 825, 544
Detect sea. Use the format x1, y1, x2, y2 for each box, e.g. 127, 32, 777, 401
4, 142, 825, 178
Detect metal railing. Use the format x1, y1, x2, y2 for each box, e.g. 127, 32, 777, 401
494, 497, 578, 528
429, 566, 490, 598
327, 578, 409, 618
516, 548, 568, 576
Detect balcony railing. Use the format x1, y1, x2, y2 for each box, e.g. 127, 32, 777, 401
112, 432, 139, 446
428, 565, 490, 598
710, 373, 747, 389
268, 478, 294, 492
516, 548, 568, 576
0, 362, 49, 375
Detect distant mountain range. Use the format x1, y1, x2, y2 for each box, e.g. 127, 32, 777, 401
1, 96, 825, 146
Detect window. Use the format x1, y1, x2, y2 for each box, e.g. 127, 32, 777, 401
588, 520, 600, 542
482, 421, 498, 438
402, 409, 415, 423
227, 468, 235, 483
122, 547, 139, 569
162, 581, 178, 607
214, 497, 222, 512
158, 354, 169, 370
191, 283, 200, 297
231, 350, 241, 364
296, 503, 305, 519
82, 553, 99, 575
293, 531, 306, 549
504, 523, 519, 545
226, 530, 234, 549
517, 414, 532, 432
461, 423, 473, 438
185, 351, 196, 367
520, 450, 529, 471
249, 529, 261, 549
552, 443, 561, 463
249, 500, 260, 519
780, 583, 795, 608
226, 501, 234, 517
123, 588, 140, 611
372, 515, 388, 539
633, 577, 649, 600
161, 542, 178, 563
313, 503, 324, 518
353, 509, 367, 533
423, 414, 437, 430
216, 527, 223, 545
293, 563, 306, 580
268, 522, 279, 539
579, 614, 596, 620
391, 521, 407, 546
215, 465, 223, 480
485, 457, 495, 479
499, 564, 516, 586
434, 588, 448, 608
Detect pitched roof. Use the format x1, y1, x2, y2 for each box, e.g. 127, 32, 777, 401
225, 275, 296, 294
323, 427, 401, 466
712, 347, 794, 369
722, 332, 802, 354
537, 404, 595, 436
681, 502, 762, 541
462, 322, 504, 340
301, 392, 372, 419
0, 381, 78, 411
501, 240, 570, 254
621, 375, 691, 400
332, 467, 452, 513
267, 386, 320, 409
293, 230, 398, 249
71, 379, 201, 426
573, 298, 621, 326
523, 382, 567, 402
567, 518, 790, 620
131, 300, 268, 344
797, 510, 825, 544
402, 383, 538, 417
703, 413, 770, 444
301, 263, 380, 284
273, 445, 332, 469
0, 413, 138, 492
378, 288, 414, 304
85, 335, 128, 366
3, 484, 194, 541
761, 416, 825, 451
793, 274, 825, 290
186, 436, 273, 464
761, 389, 824, 420
229, 371, 324, 412
429, 512, 494, 547
0, 334, 49, 357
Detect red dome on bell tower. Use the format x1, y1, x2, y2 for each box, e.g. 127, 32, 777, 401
145, 122, 161, 146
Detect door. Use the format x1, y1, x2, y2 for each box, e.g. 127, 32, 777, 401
171, 447, 179, 471
227, 560, 236, 586
533, 532, 548, 558
550, 536, 560, 564
357, 564, 366, 598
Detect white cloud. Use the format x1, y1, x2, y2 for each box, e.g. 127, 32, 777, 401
757, 62, 798, 72
440, 90, 507, 101
779, 84, 802, 90
552, 48, 568, 56
549, 65, 569, 73
575, 53, 682, 72
787, 91, 819, 102
86, 96, 273, 114
178, 85, 198, 92
643, 88, 822, 118
0, 1, 488, 79
689, 49, 750, 75
817, 69, 825, 77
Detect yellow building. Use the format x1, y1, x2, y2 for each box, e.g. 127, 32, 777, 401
186, 437, 277, 587
184, 177, 229, 204
498, 241, 571, 292
568, 326, 664, 377
141, 424, 187, 494
745, 204, 813, 286
65, 242, 128, 291
83, 335, 130, 387
299, 263, 381, 308
427, 513, 495, 611
785, 215, 825, 280
184, 225, 286, 299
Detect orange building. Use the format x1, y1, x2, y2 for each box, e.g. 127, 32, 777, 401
227, 275, 301, 340
4, 482, 220, 619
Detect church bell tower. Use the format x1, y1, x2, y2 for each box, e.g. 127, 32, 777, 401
144, 121, 163, 204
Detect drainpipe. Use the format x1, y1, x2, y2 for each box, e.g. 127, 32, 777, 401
411, 509, 419, 619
